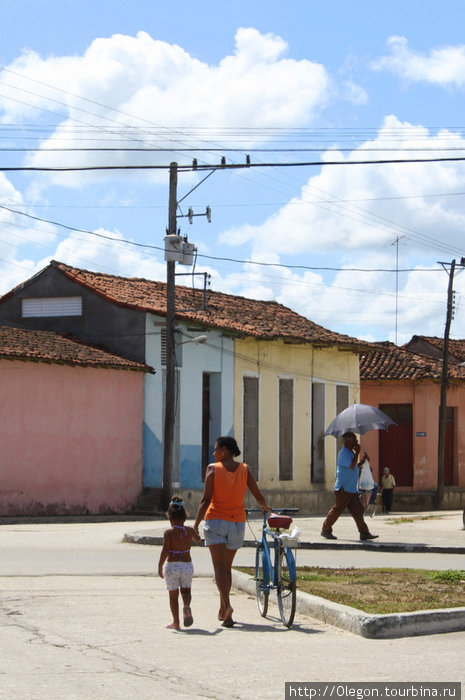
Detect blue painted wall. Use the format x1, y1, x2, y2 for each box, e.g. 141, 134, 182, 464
143, 315, 235, 488
143, 422, 163, 487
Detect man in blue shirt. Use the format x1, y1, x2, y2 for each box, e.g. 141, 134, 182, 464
321, 431, 378, 541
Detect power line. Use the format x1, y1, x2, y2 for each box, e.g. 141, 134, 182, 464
3, 146, 465, 153
0, 203, 446, 273
3, 155, 465, 172
2, 67, 464, 260
2, 122, 465, 141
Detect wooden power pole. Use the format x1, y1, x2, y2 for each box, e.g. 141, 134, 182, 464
162, 162, 178, 510
436, 258, 456, 509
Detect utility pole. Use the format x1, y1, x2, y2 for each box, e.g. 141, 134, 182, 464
435, 259, 456, 509
162, 162, 178, 510
161, 160, 208, 510
394, 236, 399, 345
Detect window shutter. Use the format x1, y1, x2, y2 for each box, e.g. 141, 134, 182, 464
160, 328, 167, 366
22, 297, 82, 317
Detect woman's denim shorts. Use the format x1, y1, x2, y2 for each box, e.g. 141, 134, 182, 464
203, 519, 245, 550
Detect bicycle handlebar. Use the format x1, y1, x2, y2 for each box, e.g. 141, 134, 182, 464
245, 508, 299, 514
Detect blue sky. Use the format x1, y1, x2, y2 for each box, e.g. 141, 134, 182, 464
2, 0, 465, 342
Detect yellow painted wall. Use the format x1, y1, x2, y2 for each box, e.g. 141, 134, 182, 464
233, 338, 361, 491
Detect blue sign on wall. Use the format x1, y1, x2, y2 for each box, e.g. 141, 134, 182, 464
416, 431, 426, 437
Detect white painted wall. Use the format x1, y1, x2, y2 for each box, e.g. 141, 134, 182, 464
143, 314, 234, 488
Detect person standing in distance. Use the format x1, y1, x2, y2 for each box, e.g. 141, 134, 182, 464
193, 436, 271, 628
321, 431, 378, 541
380, 466, 396, 514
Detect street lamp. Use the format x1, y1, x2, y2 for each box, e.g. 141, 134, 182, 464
177, 334, 207, 346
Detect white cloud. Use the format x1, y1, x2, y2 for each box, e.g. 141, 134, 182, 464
213, 116, 465, 341
0, 173, 57, 284
49, 228, 167, 281
1, 28, 463, 343
0, 217, 167, 295
372, 36, 465, 87
0, 29, 332, 185
219, 116, 465, 258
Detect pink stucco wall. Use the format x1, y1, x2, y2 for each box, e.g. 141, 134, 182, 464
361, 381, 465, 491
0, 360, 145, 515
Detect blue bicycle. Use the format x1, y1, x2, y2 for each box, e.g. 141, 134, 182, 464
247, 508, 299, 627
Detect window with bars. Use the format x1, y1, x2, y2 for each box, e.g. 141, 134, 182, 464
160, 328, 167, 366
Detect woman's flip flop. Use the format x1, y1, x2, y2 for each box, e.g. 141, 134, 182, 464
221, 617, 235, 628
183, 606, 193, 627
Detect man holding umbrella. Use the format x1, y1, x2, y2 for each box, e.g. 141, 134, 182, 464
321, 431, 378, 541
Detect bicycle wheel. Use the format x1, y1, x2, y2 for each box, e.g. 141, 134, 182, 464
276, 546, 296, 627
255, 545, 269, 617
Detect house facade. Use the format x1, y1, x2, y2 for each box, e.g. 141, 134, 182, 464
0, 261, 372, 513
234, 337, 361, 511
360, 342, 465, 510
0, 326, 151, 515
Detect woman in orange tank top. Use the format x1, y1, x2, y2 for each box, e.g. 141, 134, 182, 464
193, 436, 270, 627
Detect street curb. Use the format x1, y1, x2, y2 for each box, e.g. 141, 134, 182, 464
0, 516, 162, 525
231, 569, 465, 639
122, 532, 465, 554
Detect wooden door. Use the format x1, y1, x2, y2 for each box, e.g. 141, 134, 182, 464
379, 404, 413, 486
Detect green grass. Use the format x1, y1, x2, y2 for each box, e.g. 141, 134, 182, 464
429, 569, 465, 583
236, 566, 465, 615
387, 514, 443, 524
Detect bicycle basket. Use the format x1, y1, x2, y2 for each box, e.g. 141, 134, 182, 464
279, 534, 300, 548
268, 515, 293, 530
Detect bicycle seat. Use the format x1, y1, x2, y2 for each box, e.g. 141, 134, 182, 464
268, 515, 293, 530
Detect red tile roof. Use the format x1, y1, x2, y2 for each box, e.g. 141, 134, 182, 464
360, 342, 465, 382
404, 335, 465, 364
39, 261, 372, 350
0, 326, 153, 372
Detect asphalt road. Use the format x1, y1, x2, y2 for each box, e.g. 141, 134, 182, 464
1, 513, 465, 575
0, 518, 464, 699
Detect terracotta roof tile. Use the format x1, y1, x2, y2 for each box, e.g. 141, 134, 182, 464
47, 261, 371, 350
0, 326, 153, 372
404, 335, 465, 364
360, 342, 465, 382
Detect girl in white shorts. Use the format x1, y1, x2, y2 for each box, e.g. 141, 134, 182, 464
158, 497, 201, 629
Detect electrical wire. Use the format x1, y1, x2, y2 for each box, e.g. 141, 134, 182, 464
1, 67, 464, 320
2, 67, 465, 262
0, 203, 445, 273
3, 155, 465, 171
